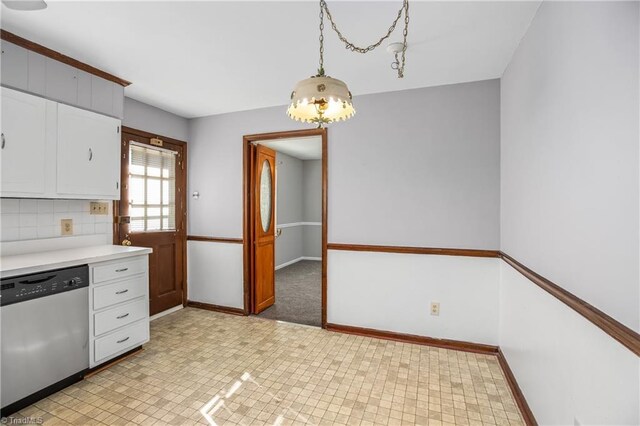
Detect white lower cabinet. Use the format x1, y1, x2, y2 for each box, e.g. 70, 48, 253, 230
94, 320, 149, 364
89, 255, 149, 368
92, 275, 147, 311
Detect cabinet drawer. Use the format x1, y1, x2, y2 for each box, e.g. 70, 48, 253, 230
92, 256, 147, 284
94, 319, 148, 364
94, 298, 147, 336
93, 275, 146, 311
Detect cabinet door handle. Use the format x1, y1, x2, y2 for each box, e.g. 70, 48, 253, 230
115, 268, 128, 273
116, 313, 130, 319
88, 148, 93, 161
116, 336, 130, 344
115, 289, 129, 295
1, 133, 5, 149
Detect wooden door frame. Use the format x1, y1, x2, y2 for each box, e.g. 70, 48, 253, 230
243, 128, 328, 327
113, 126, 189, 307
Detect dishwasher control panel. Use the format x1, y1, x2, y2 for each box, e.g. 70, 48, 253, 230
0, 265, 89, 306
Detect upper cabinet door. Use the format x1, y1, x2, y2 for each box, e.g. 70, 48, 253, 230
45, 60, 78, 106
0, 88, 48, 196
57, 104, 121, 199
1, 41, 28, 91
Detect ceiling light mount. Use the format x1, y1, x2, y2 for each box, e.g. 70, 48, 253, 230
287, 0, 410, 127
387, 42, 407, 71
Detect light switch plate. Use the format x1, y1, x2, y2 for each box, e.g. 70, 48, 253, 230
90, 202, 109, 215
61, 219, 73, 236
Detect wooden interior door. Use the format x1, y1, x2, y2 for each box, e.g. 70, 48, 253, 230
116, 130, 187, 316
252, 145, 276, 313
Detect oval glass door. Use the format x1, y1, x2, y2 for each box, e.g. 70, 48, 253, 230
259, 160, 272, 232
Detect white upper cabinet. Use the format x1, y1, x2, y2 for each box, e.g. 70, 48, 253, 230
57, 103, 121, 199
1, 88, 48, 196
1, 41, 124, 119
0, 41, 28, 91
45, 60, 79, 106
0, 88, 121, 200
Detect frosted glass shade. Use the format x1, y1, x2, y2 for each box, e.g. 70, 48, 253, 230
287, 75, 355, 125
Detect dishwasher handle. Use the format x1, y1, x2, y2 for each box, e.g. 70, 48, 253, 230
19, 275, 56, 285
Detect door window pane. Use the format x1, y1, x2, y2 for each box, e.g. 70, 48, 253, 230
260, 160, 272, 232
129, 142, 177, 232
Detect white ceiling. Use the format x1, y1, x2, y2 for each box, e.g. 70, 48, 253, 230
1, 1, 540, 119
261, 136, 322, 160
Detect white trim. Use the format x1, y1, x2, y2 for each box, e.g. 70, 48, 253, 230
150, 304, 184, 321
276, 222, 322, 229
275, 256, 321, 270
275, 257, 303, 270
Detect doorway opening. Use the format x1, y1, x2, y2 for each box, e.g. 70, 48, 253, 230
243, 129, 327, 328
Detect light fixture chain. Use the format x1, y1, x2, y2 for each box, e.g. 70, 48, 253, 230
319, 0, 325, 76
321, 0, 409, 77
322, 1, 404, 54
399, 0, 409, 78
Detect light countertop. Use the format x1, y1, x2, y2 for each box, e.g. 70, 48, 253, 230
0, 245, 152, 278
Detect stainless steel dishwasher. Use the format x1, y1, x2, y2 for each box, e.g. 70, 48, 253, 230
1, 265, 89, 415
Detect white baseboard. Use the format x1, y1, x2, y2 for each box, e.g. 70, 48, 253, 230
150, 304, 184, 321
276, 256, 322, 270
276, 257, 303, 270
276, 222, 322, 228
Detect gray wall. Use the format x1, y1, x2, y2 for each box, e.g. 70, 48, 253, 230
303, 160, 322, 222
303, 160, 322, 258
123, 97, 189, 141
501, 1, 639, 331
275, 152, 303, 266
276, 153, 303, 224
274, 154, 322, 265
499, 2, 640, 423
188, 79, 500, 249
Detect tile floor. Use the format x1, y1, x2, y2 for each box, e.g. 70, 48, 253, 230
11, 308, 524, 425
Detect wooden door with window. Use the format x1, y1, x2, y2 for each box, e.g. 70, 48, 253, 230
251, 145, 276, 313
116, 129, 187, 316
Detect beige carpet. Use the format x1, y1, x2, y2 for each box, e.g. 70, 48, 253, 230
257, 260, 321, 327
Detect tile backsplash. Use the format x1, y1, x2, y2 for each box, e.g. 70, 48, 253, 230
0, 198, 113, 242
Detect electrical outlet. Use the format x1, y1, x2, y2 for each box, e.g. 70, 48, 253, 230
430, 302, 440, 316
90, 202, 109, 215
61, 219, 73, 236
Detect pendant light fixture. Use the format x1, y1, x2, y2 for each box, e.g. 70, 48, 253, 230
2, 0, 47, 10
287, 0, 410, 127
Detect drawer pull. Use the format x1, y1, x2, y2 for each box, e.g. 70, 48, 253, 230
115, 268, 129, 273
116, 313, 130, 319
115, 289, 129, 295
117, 337, 130, 344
